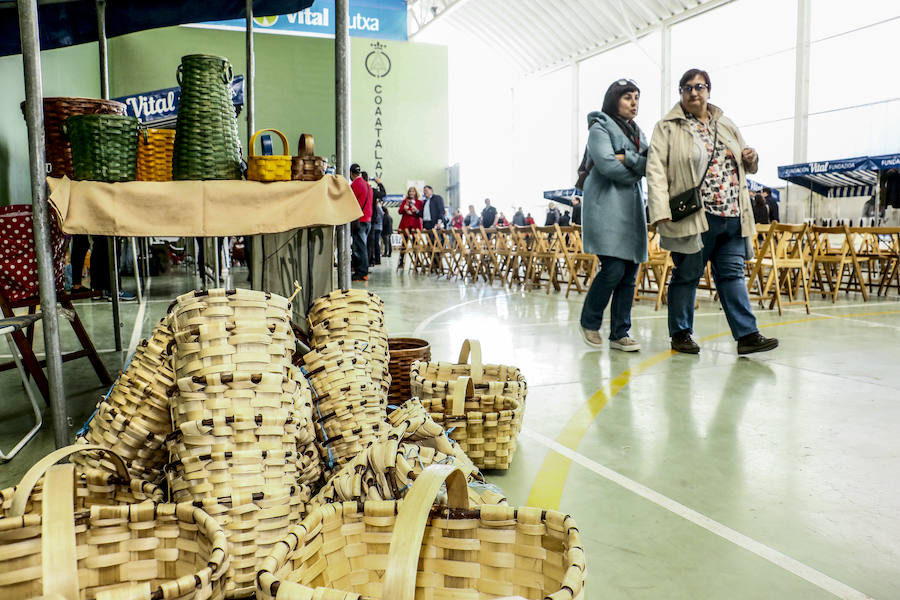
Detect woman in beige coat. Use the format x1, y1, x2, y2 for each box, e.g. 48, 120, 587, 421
646, 68, 778, 355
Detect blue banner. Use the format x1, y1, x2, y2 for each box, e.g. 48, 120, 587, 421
777, 156, 871, 179
114, 76, 245, 123
194, 0, 407, 41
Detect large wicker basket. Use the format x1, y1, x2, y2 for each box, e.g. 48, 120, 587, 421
410, 339, 526, 470
256, 465, 586, 600
0, 462, 228, 600
387, 337, 431, 405
137, 127, 175, 181
65, 114, 140, 182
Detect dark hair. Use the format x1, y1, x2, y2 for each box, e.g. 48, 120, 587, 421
423, 185, 433, 191
361, 171, 369, 181
350, 163, 361, 175
679, 69, 711, 91
762, 187, 772, 194
601, 79, 640, 116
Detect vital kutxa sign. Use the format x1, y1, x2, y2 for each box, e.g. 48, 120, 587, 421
195, 0, 407, 42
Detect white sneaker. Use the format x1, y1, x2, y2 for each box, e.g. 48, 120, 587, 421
609, 336, 641, 352
580, 327, 605, 349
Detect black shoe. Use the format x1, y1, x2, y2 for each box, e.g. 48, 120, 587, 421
671, 330, 700, 354
737, 332, 778, 355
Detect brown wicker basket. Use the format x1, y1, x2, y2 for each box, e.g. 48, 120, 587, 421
410, 339, 527, 470
387, 337, 431, 405
290, 133, 327, 181
0, 463, 228, 600
20, 97, 126, 179
256, 465, 586, 600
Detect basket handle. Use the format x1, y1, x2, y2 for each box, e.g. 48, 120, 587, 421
9, 444, 131, 517
382, 465, 469, 600
249, 128, 290, 159
223, 61, 234, 84
297, 133, 315, 158
175, 64, 183, 87
457, 339, 483, 384
41, 464, 80, 600
449, 376, 473, 417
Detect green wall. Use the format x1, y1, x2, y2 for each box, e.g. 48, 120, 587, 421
0, 43, 101, 206
0, 26, 448, 206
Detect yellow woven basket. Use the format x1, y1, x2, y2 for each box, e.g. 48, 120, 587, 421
256, 465, 586, 600
247, 128, 292, 182
136, 127, 175, 181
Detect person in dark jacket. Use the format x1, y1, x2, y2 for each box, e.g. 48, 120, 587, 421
752, 193, 770, 224
513, 207, 526, 226
572, 197, 582, 225
762, 187, 778, 222
381, 206, 393, 257
559, 210, 571, 226
481, 199, 497, 228
544, 203, 560, 226
421, 185, 445, 230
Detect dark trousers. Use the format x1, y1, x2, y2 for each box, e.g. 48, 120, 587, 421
368, 227, 382, 265
381, 232, 392, 257
668, 214, 757, 339
580, 256, 638, 340
89, 235, 111, 292
70, 234, 90, 286
351, 222, 370, 278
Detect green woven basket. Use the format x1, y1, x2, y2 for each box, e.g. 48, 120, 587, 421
172, 54, 243, 180
64, 114, 140, 182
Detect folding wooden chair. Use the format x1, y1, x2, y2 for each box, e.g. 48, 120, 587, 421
492, 227, 514, 288
747, 222, 811, 314
556, 225, 598, 297
634, 228, 673, 310
503, 226, 530, 287
397, 230, 415, 271
808, 225, 869, 302
872, 227, 900, 297
478, 226, 503, 285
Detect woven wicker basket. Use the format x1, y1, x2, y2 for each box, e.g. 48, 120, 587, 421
291, 134, 327, 181
65, 114, 140, 182
256, 465, 586, 600
137, 127, 175, 181
248, 129, 292, 182
0, 462, 228, 600
20, 97, 126, 179
387, 337, 431, 405
410, 339, 527, 470
172, 54, 242, 181
0, 445, 162, 519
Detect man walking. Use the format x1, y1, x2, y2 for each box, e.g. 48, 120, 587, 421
349, 163, 372, 281
421, 185, 445, 230
481, 198, 497, 228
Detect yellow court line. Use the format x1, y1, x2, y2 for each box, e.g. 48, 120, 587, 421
526, 308, 900, 510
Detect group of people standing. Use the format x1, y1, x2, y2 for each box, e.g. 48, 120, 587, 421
349, 163, 393, 281
578, 69, 778, 356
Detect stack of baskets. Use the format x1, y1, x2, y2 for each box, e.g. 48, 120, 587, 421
72, 316, 176, 484
166, 288, 318, 597
303, 290, 391, 473
411, 339, 527, 470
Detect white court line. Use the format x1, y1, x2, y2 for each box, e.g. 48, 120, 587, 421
125, 278, 151, 359
521, 428, 875, 600
809, 311, 900, 331
412, 291, 515, 337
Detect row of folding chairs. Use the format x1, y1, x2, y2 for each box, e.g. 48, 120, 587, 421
397, 224, 900, 313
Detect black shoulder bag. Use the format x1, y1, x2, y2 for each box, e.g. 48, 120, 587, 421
669, 123, 717, 222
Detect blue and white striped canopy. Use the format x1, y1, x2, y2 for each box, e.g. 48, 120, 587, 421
778, 154, 900, 198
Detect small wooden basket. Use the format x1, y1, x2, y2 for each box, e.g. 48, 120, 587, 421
247, 128, 292, 181
291, 133, 327, 181
136, 127, 175, 181
387, 337, 431, 405
410, 339, 527, 470
256, 465, 586, 600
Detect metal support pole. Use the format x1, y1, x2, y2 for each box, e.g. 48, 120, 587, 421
335, 0, 352, 288
96, 0, 122, 349
245, 0, 255, 140
18, 0, 70, 449
792, 0, 811, 164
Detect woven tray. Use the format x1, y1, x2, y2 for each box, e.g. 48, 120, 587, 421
0, 463, 228, 600
256, 465, 586, 600
410, 339, 527, 470
387, 337, 431, 405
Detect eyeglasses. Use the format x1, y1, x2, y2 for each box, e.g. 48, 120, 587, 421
616, 78, 638, 86
680, 83, 709, 94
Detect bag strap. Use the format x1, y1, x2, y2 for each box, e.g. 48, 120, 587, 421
449, 376, 473, 417
382, 465, 469, 600
698, 123, 718, 187
10, 444, 130, 517
457, 339, 483, 384
41, 464, 80, 600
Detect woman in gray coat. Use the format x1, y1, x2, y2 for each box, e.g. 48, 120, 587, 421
580, 79, 648, 351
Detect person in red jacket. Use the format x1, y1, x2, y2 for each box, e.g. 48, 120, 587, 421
397, 186, 422, 270
350, 163, 373, 281
450, 208, 464, 229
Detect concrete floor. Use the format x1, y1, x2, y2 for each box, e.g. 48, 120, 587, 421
1, 256, 898, 599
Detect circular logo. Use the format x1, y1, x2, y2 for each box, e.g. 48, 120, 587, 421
365, 49, 391, 78
253, 15, 278, 27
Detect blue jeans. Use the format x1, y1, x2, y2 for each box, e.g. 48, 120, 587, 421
580, 256, 638, 340
352, 222, 370, 277
667, 214, 757, 339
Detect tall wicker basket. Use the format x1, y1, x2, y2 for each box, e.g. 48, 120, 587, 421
65, 114, 140, 182
137, 127, 175, 181
172, 54, 243, 180
256, 465, 586, 600
387, 337, 430, 405
410, 339, 526, 470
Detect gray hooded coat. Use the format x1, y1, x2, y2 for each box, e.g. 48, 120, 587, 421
581, 111, 648, 263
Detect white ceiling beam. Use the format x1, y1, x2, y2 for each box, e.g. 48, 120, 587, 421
527, 0, 596, 57
450, 10, 536, 71
408, 0, 476, 39
485, 2, 569, 66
